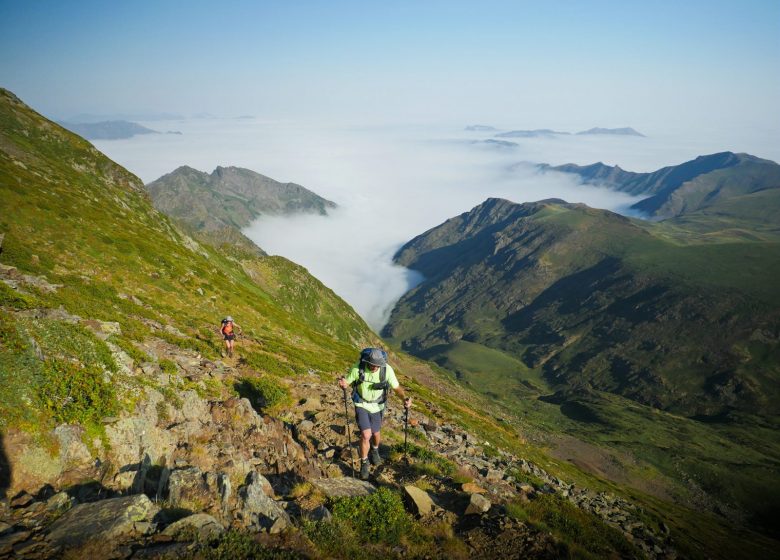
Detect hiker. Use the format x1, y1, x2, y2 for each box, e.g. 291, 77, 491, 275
219, 316, 242, 357
338, 348, 412, 480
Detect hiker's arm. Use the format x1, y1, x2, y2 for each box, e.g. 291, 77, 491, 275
339, 366, 359, 389
393, 386, 412, 408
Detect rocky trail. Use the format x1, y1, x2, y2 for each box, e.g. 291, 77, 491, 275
0, 306, 678, 559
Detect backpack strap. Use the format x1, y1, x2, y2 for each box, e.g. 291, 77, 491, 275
352, 364, 389, 404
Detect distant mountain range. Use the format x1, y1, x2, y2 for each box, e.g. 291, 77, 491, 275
539, 151, 780, 222
474, 139, 518, 148
146, 166, 336, 255
57, 120, 182, 140
576, 127, 645, 137
496, 129, 570, 138
465, 124, 498, 131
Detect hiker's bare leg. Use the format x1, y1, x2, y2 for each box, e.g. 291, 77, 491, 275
360, 428, 372, 459
372, 432, 381, 448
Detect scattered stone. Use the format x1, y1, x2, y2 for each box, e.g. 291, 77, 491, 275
296, 420, 314, 434
45, 492, 75, 512
10, 492, 34, 509
237, 471, 290, 532
46, 494, 158, 552
403, 485, 434, 517
310, 477, 375, 498
162, 513, 224, 540
307, 505, 332, 523
464, 493, 491, 515
461, 482, 486, 494
0, 530, 30, 556
0, 522, 12, 536
167, 467, 212, 511
485, 468, 504, 482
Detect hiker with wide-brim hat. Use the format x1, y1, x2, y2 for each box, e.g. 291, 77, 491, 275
338, 348, 411, 480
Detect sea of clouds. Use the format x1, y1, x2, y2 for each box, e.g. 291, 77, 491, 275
94, 120, 780, 331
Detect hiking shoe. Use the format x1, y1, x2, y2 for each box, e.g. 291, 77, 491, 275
360, 460, 370, 480
369, 447, 383, 466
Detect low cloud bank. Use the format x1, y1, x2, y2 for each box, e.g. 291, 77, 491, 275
94, 120, 776, 331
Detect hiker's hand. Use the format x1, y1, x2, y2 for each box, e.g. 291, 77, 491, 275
338, 377, 348, 389
404, 397, 412, 409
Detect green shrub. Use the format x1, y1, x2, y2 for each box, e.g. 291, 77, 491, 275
0, 281, 39, 309
330, 487, 412, 545
108, 335, 151, 365
38, 356, 117, 424
159, 359, 178, 375
303, 518, 361, 558
391, 442, 456, 477
523, 494, 641, 559
184, 529, 302, 559
235, 375, 291, 412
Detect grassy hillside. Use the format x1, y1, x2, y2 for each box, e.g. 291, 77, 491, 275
3, 88, 779, 558
384, 197, 780, 533
0, 88, 370, 436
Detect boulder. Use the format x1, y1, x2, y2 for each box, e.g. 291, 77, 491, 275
46, 494, 158, 551
167, 467, 213, 512
162, 513, 224, 540
307, 505, 332, 522
310, 477, 375, 498
464, 493, 491, 515
237, 471, 290, 532
403, 485, 434, 517
461, 482, 486, 494
45, 491, 75, 512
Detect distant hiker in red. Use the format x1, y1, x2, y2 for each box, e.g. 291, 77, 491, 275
219, 316, 242, 357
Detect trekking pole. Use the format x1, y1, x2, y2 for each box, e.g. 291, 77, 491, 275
403, 404, 409, 463
341, 384, 356, 478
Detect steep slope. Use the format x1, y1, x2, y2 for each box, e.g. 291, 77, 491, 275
0, 89, 678, 560
384, 197, 780, 418
0, 87, 371, 434
384, 197, 780, 535
540, 152, 780, 222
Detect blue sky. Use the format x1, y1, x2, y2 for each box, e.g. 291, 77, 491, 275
1, 0, 778, 131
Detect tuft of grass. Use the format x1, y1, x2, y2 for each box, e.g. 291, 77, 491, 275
329, 487, 412, 545
520, 493, 641, 559
159, 358, 178, 376
234, 375, 291, 412
391, 442, 456, 477
182, 529, 303, 559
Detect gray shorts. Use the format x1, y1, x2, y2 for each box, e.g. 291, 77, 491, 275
355, 407, 384, 434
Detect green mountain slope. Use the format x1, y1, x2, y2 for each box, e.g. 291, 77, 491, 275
385, 197, 780, 417
0, 87, 370, 433
147, 164, 336, 230
540, 152, 780, 222
383, 197, 780, 532
3, 88, 779, 558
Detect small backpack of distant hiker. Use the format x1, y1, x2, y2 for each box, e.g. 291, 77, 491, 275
221, 318, 233, 336
352, 348, 389, 404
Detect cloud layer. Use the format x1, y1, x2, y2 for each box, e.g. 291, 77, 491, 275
94, 121, 780, 330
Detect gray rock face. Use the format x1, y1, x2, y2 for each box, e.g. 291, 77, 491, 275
162, 513, 224, 540
310, 477, 375, 498
237, 471, 290, 532
464, 493, 491, 515
167, 467, 213, 512
46, 494, 158, 551
403, 485, 434, 517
